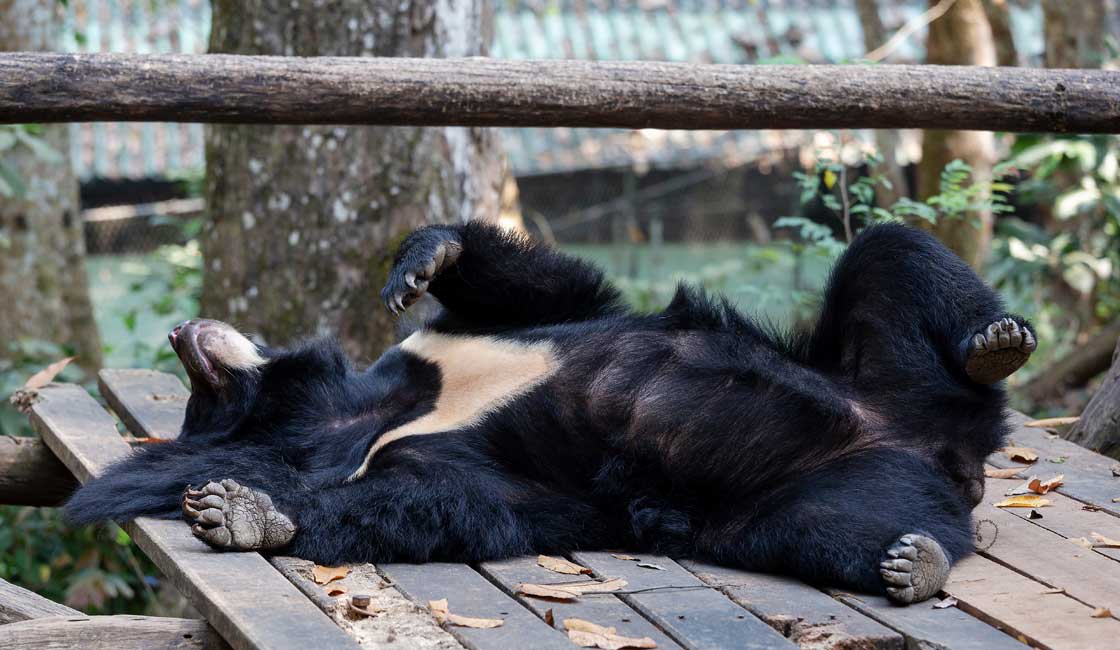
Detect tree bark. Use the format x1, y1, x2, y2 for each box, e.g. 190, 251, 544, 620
201, 0, 503, 360
856, 0, 908, 206
1065, 335, 1120, 459
0, 1, 101, 369
918, 0, 998, 271
981, 0, 1019, 66
2, 55, 1119, 132
1042, 0, 1107, 69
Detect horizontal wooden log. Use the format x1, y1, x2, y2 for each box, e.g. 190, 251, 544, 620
1, 53, 1119, 132
0, 436, 76, 507
0, 614, 224, 649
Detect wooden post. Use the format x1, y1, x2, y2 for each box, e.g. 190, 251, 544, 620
0, 54, 1118, 132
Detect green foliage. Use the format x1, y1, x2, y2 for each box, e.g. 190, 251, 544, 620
0, 124, 62, 199
777, 154, 1011, 263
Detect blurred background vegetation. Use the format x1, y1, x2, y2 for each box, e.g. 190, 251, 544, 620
1, 0, 1118, 617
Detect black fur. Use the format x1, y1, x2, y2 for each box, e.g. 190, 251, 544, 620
66, 222, 1024, 597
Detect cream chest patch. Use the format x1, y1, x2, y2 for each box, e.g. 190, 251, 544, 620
347, 331, 558, 480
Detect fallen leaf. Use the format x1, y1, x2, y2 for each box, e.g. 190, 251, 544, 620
985, 467, 1026, 479
994, 495, 1051, 508
22, 357, 75, 391
611, 553, 639, 561
1083, 504, 1103, 512
564, 618, 657, 649
428, 599, 504, 629
515, 578, 628, 601
1113, 498, 1120, 503
1029, 474, 1064, 494
312, 565, 350, 584
327, 585, 348, 597
544, 608, 555, 626
933, 597, 957, 609
1040, 587, 1065, 595
1091, 608, 1112, 619
637, 563, 666, 571
1029, 510, 1044, 520
1005, 478, 1037, 496
1090, 532, 1120, 548
1024, 417, 1079, 429
1002, 447, 1038, 463
1049, 456, 1068, 464
538, 554, 592, 576
1070, 537, 1094, 549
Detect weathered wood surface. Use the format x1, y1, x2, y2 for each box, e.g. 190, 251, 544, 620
571, 552, 796, 649
379, 562, 572, 650
98, 369, 188, 440
989, 412, 1120, 517
0, 614, 223, 649
479, 555, 682, 649
0, 435, 75, 506
2, 53, 1119, 132
832, 591, 1030, 650
682, 560, 902, 649
945, 554, 1120, 650
27, 383, 359, 650
0, 577, 80, 624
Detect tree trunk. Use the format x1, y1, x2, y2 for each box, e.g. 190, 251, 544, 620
855, 0, 908, 206
0, 0, 101, 369
917, 0, 997, 271
201, 0, 504, 360
1065, 334, 1120, 459
1042, 0, 1107, 69
981, 0, 1019, 66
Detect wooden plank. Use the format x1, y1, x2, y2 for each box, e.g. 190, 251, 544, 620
0, 436, 75, 507
27, 383, 359, 650
985, 475, 1120, 563
379, 562, 573, 650
944, 554, 1120, 650
479, 555, 682, 649
680, 560, 902, 650
832, 592, 1029, 650
988, 412, 1120, 516
98, 369, 188, 440
0, 578, 79, 624
0, 614, 222, 649
3, 54, 1120, 133
973, 499, 1120, 617
570, 552, 796, 650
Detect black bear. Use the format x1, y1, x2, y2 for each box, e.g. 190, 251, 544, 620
65, 222, 1036, 604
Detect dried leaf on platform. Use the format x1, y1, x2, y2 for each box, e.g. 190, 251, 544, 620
1029, 510, 1044, 520
538, 554, 592, 575
1091, 608, 1112, 619
1024, 417, 1079, 429
564, 618, 657, 649
327, 585, 348, 597
544, 608, 555, 626
22, 357, 75, 391
1069, 537, 1094, 549
994, 495, 1051, 508
933, 597, 957, 609
312, 565, 350, 584
985, 467, 1026, 479
428, 599, 504, 629
1002, 447, 1038, 463
1083, 504, 1103, 512
610, 553, 639, 561
1040, 588, 1065, 595
1029, 474, 1064, 494
1090, 532, 1120, 548
637, 563, 666, 571
515, 578, 628, 601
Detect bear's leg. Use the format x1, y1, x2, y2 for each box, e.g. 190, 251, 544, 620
698, 451, 972, 604
806, 224, 1036, 386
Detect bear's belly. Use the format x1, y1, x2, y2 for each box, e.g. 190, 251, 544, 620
347, 331, 559, 480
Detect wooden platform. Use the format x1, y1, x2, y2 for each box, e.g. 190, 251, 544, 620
14, 369, 1120, 650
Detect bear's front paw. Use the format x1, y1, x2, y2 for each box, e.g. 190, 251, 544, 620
182, 479, 295, 552
381, 227, 463, 315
